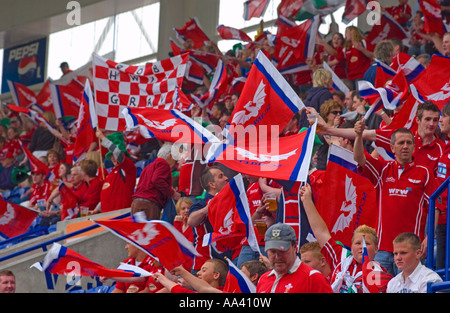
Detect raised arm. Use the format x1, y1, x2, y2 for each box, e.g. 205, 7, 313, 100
353, 119, 366, 168
299, 183, 331, 247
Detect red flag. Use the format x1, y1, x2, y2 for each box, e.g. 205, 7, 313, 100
243, 0, 270, 20
94, 214, 199, 270
315, 145, 377, 248
203, 174, 260, 254
35, 80, 55, 114
19, 140, 50, 175
223, 257, 256, 293
49, 82, 82, 119
122, 106, 219, 144
59, 182, 79, 221
217, 25, 252, 42
211, 129, 317, 182
169, 37, 182, 56
33, 243, 153, 278
277, 0, 304, 19
0, 200, 38, 239
228, 50, 304, 139
420, 0, 446, 35
73, 82, 96, 163
174, 18, 210, 49
364, 13, 408, 52
342, 0, 367, 23
7, 80, 37, 108
191, 59, 228, 109
273, 16, 320, 74
412, 54, 450, 109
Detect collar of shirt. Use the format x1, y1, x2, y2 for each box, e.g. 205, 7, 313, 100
401, 262, 423, 284
393, 158, 415, 170
267, 256, 301, 278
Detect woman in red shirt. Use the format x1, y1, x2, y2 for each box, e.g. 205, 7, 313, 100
344, 26, 374, 88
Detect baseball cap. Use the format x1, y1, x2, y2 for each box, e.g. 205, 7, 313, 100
264, 223, 297, 252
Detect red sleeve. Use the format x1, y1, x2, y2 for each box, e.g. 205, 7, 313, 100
170, 284, 197, 293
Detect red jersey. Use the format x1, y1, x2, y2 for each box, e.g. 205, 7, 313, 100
256, 258, 332, 293
174, 220, 194, 271
100, 156, 136, 213
360, 153, 437, 252
29, 180, 52, 207
344, 40, 372, 80
82, 176, 103, 211
375, 129, 444, 172
328, 46, 347, 79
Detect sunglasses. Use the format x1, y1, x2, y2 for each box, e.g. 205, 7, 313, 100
330, 111, 342, 115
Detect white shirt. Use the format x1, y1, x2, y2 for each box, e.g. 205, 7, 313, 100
387, 263, 442, 293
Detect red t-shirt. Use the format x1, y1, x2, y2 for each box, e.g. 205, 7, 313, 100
360, 153, 437, 252
100, 156, 136, 212
256, 258, 332, 293
375, 129, 444, 172
82, 176, 103, 211
344, 40, 372, 80
29, 180, 52, 207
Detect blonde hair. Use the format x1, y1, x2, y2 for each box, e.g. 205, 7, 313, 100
393, 232, 421, 251
312, 69, 332, 87
299, 241, 324, 259
344, 26, 364, 50
175, 197, 193, 214
320, 99, 344, 122
352, 225, 378, 244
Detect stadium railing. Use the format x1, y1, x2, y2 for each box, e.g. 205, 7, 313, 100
0, 211, 130, 263
427, 176, 450, 293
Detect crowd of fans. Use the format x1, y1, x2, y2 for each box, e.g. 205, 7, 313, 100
3, 1, 450, 293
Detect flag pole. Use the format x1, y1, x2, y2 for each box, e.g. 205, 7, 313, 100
95, 127, 105, 180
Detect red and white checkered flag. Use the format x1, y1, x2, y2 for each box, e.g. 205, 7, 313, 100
92, 52, 189, 131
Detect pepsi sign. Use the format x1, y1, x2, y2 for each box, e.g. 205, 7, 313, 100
2, 37, 47, 93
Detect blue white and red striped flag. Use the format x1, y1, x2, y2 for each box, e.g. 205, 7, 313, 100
122, 106, 220, 144
315, 145, 377, 248
227, 50, 304, 139
243, 0, 270, 20
73, 81, 97, 163
191, 59, 228, 109
272, 16, 320, 74
31, 243, 152, 278
203, 174, 261, 255
94, 213, 199, 270
49, 82, 82, 119
223, 257, 256, 293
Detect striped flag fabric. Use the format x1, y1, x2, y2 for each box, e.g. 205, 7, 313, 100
315, 145, 377, 248
49, 82, 82, 119
94, 213, 199, 270
31, 243, 152, 278
73, 81, 96, 163
191, 59, 228, 109
272, 16, 320, 74
203, 174, 261, 255
7, 80, 37, 108
323, 62, 349, 94
223, 257, 256, 293
92, 52, 189, 131
122, 106, 220, 144
243, 0, 270, 20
